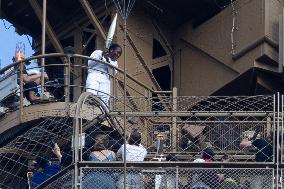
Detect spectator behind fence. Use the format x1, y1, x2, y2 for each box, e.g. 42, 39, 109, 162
31, 143, 62, 187
82, 135, 116, 189
193, 147, 214, 163
240, 130, 273, 162
89, 134, 116, 161
117, 128, 147, 189
239, 130, 273, 188
191, 148, 221, 189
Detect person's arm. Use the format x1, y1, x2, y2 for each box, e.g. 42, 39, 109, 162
117, 145, 123, 159
23, 73, 48, 83
88, 50, 103, 68
111, 151, 116, 160
23, 74, 41, 83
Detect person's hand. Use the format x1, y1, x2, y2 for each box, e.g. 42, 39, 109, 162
217, 173, 225, 181
52, 143, 62, 161
240, 139, 252, 149
43, 73, 49, 80
102, 48, 110, 62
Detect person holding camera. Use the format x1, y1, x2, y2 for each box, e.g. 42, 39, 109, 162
31, 143, 62, 187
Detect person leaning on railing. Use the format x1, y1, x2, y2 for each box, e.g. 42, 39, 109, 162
14, 57, 49, 104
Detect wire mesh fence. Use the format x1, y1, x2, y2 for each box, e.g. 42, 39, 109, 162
0, 116, 73, 188
79, 166, 274, 189
40, 169, 73, 189
80, 95, 275, 163
0, 93, 280, 188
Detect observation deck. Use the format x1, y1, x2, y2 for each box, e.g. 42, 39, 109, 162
0, 53, 282, 189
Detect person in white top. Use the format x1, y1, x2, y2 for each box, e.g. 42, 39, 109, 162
117, 129, 147, 189
86, 44, 122, 105
117, 128, 147, 161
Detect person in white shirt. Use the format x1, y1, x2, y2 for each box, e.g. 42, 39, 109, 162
117, 128, 147, 189
86, 44, 122, 105
117, 128, 147, 161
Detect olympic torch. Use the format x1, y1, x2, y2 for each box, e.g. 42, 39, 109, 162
105, 13, 118, 49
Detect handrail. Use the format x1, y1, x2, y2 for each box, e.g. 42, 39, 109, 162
72, 54, 155, 93
0, 53, 155, 94
0, 53, 66, 74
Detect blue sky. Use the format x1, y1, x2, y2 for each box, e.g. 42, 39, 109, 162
0, 19, 34, 70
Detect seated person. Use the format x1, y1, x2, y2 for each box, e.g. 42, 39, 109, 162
117, 129, 147, 189
82, 135, 116, 189
12, 56, 48, 84
89, 134, 116, 161
32, 143, 62, 187
24, 77, 41, 103
191, 148, 222, 189
117, 128, 147, 161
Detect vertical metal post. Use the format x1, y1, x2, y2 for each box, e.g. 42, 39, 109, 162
280, 95, 284, 165
79, 167, 83, 189
123, 18, 127, 189
175, 166, 179, 189
279, 8, 284, 73
64, 56, 71, 113
19, 62, 24, 123
172, 87, 177, 152
281, 94, 283, 188
73, 94, 83, 189
277, 93, 280, 189
41, 0, 46, 93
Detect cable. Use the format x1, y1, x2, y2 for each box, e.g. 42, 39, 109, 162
214, 0, 234, 9
25, 35, 33, 48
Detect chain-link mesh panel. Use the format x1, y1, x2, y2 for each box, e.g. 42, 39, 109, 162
80, 167, 274, 189
177, 96, 274, 112
76, 93, 124, 161
0, 116, 73, 188
108, 96, 275, 163
41, 169, 73, 189
178, 168, 273, 189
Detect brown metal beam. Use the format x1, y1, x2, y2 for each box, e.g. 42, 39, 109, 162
80, 0, 107, 40
152, 20, 174, 56
119, 24, 162, 91
29, 0, 64, 53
